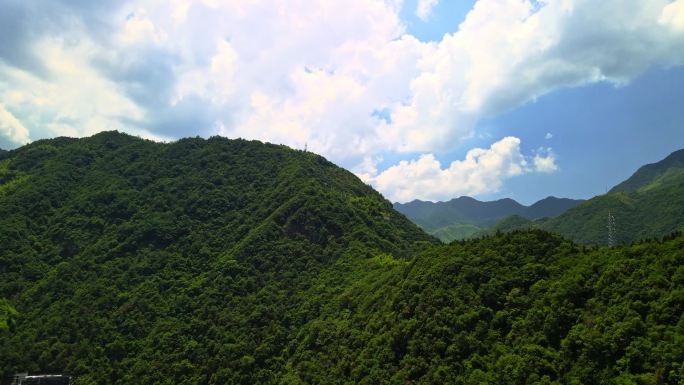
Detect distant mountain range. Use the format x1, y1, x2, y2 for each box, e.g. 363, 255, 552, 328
394, 196, 584, 242
397, 148, 684, 244
517, 148, 684, 244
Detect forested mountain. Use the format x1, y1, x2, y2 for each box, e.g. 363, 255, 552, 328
491, 148, 684, 245
394, 196, 584, 242
0, 132, 682, 384
284, 231, 684, 384
524, 197, 586, 220
610, 149, 684, 193
0, 131, 432, 384
395, 197, 526, 229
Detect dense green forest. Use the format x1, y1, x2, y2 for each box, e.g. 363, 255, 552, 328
0, 300, 16, 331
1, 132, 682, 384
429, 223, 484, 243
282, 231, 684, 384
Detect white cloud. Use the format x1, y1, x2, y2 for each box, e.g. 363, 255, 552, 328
384, 0, 684, 155
354, 155, 383, 184
416, 0, 440, 20
175, 39, 240, 105
370, 136, 556, 202
119, 8, 167, 46
0, 0, 683, 200
545, 132, 553, 139
0, 104, 30, 145
533, 147, 558, 173
0, 35, 165, 144
660, 0, 684, 31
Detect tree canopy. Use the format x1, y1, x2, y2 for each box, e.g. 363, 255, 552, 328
0, 132, 681, 384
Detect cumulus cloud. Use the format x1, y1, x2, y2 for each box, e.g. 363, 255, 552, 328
533, 147, 559, 173
370, 136, 556, 202
660, 0, 684, 31
416, 0, 440, 20
384, 0, 684, 156
545, 132, 553, 140
0, 0, 682, 200
0, 37, 162, 144
0, 104, 30, 146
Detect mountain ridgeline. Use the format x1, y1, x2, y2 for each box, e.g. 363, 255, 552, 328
489, 148, 684, 245
610, 149, 684, 193
394, 196, 584, 242
0, 132, 682, 384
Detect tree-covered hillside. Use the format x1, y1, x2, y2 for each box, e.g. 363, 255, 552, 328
610, 149, 684, 193
0, 132, 433, 384
0, 300, 16, 332
0, 132, 682, 384
283, 231, 684, 384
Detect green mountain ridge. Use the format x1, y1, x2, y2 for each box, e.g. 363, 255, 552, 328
491, 148, 684, 245
610, 149, 684, 193
0, 131, 432, 384
0, 132, 682, 384
394, 196, 584, 242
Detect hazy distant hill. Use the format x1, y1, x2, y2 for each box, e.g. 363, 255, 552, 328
524, 196, 586, 219
395, 197, 525, 228
395, 196, 584, 242
493, 148, 684, 245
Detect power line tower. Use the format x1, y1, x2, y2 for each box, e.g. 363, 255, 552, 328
607, 210, 616, 247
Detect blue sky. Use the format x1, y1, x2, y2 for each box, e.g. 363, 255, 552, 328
400, 0, 474, 41
383, 0, 684, 204
1, 0, 683, 204
478, 66, 684, 204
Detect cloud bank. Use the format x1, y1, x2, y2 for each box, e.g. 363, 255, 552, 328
369, 136, 558, 202
0, 0, 682, 200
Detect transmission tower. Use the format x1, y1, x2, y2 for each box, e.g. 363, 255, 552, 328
607, 210, 616, 247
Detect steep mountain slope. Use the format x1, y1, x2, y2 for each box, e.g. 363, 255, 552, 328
395, 196, 584, 242
544, 179, 684, 244
0, 131, 433, 384
611, 149, 684, 193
